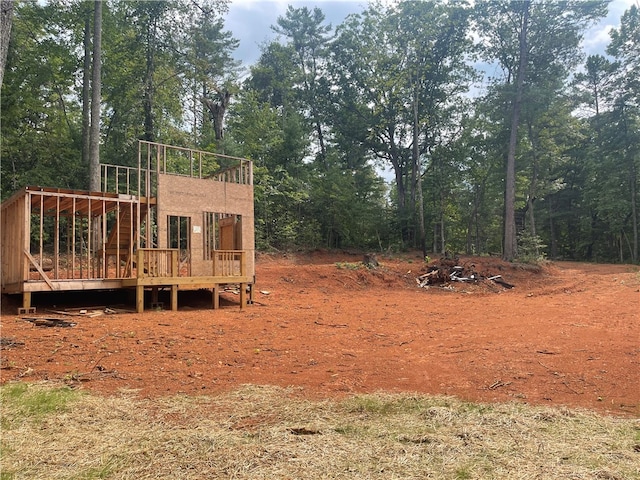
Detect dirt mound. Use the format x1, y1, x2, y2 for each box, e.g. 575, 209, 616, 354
414, 255, 553, 293
256, 251, 553, 294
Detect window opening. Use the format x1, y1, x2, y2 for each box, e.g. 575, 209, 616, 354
168, 215, 191, 274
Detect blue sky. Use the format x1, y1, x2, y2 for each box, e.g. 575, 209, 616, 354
225, 0, 637, 68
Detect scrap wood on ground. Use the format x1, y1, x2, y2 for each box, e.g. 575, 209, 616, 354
417, 256, 515, 290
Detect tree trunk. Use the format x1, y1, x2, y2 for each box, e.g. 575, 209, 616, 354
88, 0, 102, 192
526, 122, 539, 247
503, 1, 530, 261
413, 87, 427, 257
388, 135, 409, 245
143, 19, 155, 142
630, 154, 638, 263
548, 197, 557, 258
466, 193, 478, 255
201, 88, 232, 141
81, 4, 91, 174
0, 0, 14, 90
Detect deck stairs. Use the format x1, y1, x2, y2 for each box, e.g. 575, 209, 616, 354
102, 203, 149, 277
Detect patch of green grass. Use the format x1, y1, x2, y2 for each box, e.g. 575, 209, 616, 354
68, 459, 117, 480
455, 466, 472, 479
1, 382, 83, 422
343, 394, 446, 415
333, 424, 360, 436
335, 261, 363, 270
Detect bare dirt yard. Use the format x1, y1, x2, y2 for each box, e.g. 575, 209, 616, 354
1, 251, 638, 417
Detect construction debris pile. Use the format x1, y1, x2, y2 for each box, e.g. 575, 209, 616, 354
416, 257, 514, 290
19, 306, 136, 328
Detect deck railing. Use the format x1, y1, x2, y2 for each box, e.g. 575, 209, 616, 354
212, 250, 246, 277
136, 248, 179, 278
100, 142, 253, 197
210, 161, 253, 185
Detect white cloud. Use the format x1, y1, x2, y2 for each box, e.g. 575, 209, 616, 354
226, 0, 365, 66
582, 0, 637, 57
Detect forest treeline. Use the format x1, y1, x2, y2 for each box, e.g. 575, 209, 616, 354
1, 0, 638, 263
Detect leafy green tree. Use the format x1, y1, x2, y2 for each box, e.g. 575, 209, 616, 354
475, 0, 607, 261
229, 79, 312, 249
183, 0, 238, 147
329, 1, 472, 251
273, 5, 332, 166
607, 4, 639, 262
573, 55, 618, 120
1, 1, 84, 196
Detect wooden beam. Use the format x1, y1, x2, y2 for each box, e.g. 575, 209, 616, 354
122, 275, 253, 287
21, 279, 124, 292
24, 249, 54, 290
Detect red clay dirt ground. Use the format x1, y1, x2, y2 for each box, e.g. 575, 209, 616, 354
1, 251, 638, 417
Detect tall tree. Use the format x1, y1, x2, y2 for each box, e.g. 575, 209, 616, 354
1, 1, 84, 195
330, 6, 411, 244
81, 2, 91, 174
0, 0, 14, 89
89, 0, 101, 192
273, 5, 332, 166
397, 1, 473, 255
185, 0, 239, 147
329, 2, 472, 250
475, 0, 607, 261
608, 4, 639, 262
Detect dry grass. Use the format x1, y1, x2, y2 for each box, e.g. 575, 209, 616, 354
1, 382, 639, 479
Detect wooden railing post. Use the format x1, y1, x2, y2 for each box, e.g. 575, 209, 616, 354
136, 249, 144, 278
171, 249, 178, 277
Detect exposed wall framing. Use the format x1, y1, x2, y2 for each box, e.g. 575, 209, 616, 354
1, 141, 255, 313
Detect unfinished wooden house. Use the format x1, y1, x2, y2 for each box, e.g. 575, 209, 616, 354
1, 141, 255, 313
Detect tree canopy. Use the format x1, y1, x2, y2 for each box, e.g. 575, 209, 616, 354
2, 0, 637, 263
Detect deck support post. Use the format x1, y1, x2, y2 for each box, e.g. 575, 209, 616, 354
240, 283, 247, 310
212, 285, 219, 309
151, 287, 159, 304
22, 292, 32, 310
136, 285, 144, 313
171, 285, 178, 311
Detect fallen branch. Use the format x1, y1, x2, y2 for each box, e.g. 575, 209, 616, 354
488, 379, 512, 390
